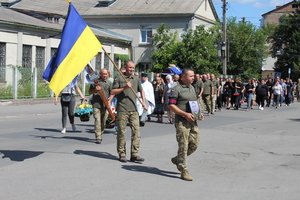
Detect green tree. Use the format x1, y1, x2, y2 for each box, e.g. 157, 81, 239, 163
152, 24, 221, 74
227, 18, 269, 80
175, 25, 221, 74
152, 24, 180, 72
270, 7, 300, 80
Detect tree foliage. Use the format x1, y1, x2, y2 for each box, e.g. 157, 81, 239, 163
227, 18, 270, 80
270, 7, 300, 80
152, 24, 221, 74
152, 20, 270, 80
151, 24, 180, 72
175, 25, 221, 74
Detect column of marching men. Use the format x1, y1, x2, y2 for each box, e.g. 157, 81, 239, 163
55, 60, 300, 181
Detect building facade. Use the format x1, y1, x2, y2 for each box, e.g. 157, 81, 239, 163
260, 0, 300, 79
10, 0, 218, 72
0, 3, 132, 89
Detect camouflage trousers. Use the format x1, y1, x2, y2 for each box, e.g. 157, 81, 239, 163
202, 94, 212, 114
174, 118, 199, 170
211, 94, 217, 114
116, 111, 140, 157
93, 107, 108, 139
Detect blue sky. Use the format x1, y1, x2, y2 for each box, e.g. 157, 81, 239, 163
212, 0, 291, 27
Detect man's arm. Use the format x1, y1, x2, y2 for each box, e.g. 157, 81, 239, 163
111, 81, 132, 95
169, 104, 195, 123
140, 89, 148, 110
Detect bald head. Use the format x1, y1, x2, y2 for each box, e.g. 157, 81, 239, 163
100, 68, 109, 80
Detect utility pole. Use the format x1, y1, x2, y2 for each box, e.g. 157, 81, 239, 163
222, 0, 228, 75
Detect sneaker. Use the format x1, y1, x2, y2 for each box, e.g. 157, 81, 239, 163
181, 169, 193, 181
71, 124, 76, 132
261, 107, 264, 111
119, 156, 127, 163
61, 128, 66, 134
139, 121, 145, 127
130, 156, 145, 163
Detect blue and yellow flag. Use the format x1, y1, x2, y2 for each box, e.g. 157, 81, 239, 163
43, 3, 102, 96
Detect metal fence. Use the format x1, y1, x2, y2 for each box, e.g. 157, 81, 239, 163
0, 66, 87, 100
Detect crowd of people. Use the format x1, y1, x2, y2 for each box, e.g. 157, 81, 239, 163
151, 73, 300, 121
54, 60, 300, 181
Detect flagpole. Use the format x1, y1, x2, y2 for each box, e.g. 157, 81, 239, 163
101, 47, 147, 110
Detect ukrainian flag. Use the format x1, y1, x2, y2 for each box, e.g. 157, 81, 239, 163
43, 2, 102, 96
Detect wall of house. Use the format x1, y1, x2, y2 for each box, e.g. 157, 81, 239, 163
194, 0, 216, 25
0, 29, 129, 86
87, 16, 192, 66
0, 30, 61, 85
263, 4, 297, 25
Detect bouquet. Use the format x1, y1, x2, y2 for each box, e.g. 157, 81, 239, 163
75, 102, 93, 121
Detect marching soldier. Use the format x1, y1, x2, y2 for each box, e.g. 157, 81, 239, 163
168, 69, 200, 181
89, 68, 114, 144
112, 61, 147, 163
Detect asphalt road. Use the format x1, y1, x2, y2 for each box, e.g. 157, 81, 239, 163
1, 101, 300, 200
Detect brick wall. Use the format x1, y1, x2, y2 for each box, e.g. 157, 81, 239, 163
262, 4, 298, 26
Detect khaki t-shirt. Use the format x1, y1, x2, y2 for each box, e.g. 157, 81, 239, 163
113, 73, 142, 112
202, 79, 213, 95
89, 79, 112, 109
169, 83, 197, 113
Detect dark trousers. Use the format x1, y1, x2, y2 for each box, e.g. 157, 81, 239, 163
256, 95, 266, 107
61, 96, 76, 128
234, 95, 241, 109
216, 96, 222, 109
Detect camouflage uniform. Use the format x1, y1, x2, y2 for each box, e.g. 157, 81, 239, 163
169, 83, 200, 172
211, 79, 218, 114
113, 73, 143, 158
202, 79, 213, 114
89, 79, 112, 141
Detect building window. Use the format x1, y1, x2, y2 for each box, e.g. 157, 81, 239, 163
96, 0, 116, 7
36, 46, 45, 69
95, 52, 102, 71
140, 26, 152, 44
0, 42, 6, 82
104, 53, 110, 69
51, 48, 57, 57
22, 45, 32, 68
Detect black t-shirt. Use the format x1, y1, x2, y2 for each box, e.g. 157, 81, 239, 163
256, 84, 268, 96
245, 83, 255, 94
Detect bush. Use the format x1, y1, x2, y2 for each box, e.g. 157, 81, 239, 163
0, 85, 13, 99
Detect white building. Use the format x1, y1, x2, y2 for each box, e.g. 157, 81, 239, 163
0, 3, 132, 87
10, 0, 218, 71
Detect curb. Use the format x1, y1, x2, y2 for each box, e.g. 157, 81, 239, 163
0, 98, 53, 106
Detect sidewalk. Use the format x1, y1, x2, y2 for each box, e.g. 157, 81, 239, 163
0, 98, 53, 106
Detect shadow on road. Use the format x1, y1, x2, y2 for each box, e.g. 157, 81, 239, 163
122, 165, 180, 179
35, 128, 61, 133
0, 150, 44, 161
289, 118, 300, 122
33, 135, 95, 143
74, 150, 119, 161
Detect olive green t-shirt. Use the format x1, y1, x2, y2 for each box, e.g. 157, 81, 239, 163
193, 80, 203, 96
89, 79, 112, 109
212, 79, 218, 94
202, 79, 213, 95
169, 83, 197, 113
113, 73, 142, 112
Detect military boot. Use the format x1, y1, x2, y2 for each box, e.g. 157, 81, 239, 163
171, 156, 180, 171
181, 169, 193, 181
